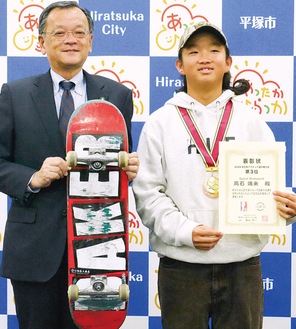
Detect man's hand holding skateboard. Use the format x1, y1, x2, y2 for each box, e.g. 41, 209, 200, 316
30, 152, 139, 189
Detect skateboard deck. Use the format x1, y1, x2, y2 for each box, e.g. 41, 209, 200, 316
66, 100, 129, 329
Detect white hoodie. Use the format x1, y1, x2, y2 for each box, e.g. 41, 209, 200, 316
132, 90, 276, 264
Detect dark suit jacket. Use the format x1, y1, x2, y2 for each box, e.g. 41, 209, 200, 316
0, 70, 133, 282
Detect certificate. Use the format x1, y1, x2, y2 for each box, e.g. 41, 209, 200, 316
219, 142, 286, 234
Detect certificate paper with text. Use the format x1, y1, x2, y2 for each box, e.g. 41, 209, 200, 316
219, 142, 286, 234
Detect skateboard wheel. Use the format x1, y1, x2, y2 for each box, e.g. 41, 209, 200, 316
118, 151, 128, 168
119, 284, 129, 301
66, 151, 77, 167
68, 284, 79, 301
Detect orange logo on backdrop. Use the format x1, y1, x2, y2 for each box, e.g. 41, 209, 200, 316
12, 1, 44, 52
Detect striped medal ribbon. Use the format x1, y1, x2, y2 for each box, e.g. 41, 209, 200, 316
177, 100, 233, 198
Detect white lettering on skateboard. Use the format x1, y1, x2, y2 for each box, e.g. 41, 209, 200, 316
69, 171, 119, 197
76, 238, 126, 270
73, 202, 124, 235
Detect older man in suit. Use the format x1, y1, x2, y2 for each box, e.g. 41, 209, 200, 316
0, 1, 138, 328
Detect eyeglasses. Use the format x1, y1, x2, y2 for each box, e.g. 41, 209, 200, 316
42, 30, 92, 40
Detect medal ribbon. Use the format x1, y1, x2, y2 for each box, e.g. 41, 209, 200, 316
177, 100, 233, 168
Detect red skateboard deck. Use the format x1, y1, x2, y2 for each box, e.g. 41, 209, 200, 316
66, 100, 129, 329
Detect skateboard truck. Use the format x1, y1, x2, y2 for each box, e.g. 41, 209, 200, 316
68, 274, 130, 302
66, 149, 128, 171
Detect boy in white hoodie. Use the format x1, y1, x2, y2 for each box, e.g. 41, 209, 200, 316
132, 22, 296, 329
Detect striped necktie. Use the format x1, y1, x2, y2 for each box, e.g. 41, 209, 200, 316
59, 80, 75, 143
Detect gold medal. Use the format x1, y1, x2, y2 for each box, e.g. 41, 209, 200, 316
203, 167, 219, 198
203, 175, 219, 198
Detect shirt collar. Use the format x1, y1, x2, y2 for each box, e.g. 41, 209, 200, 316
50, 69, 84, 96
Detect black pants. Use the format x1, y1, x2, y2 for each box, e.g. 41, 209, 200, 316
158, 256, 264, 329
11, 249, 78, 329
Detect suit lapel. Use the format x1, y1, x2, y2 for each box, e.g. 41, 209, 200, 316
31, 72, 65, 156
30, 71, 108, 156
84, 70, 109, 101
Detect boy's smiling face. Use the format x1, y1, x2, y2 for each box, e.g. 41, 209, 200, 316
176, 32, 232, 98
